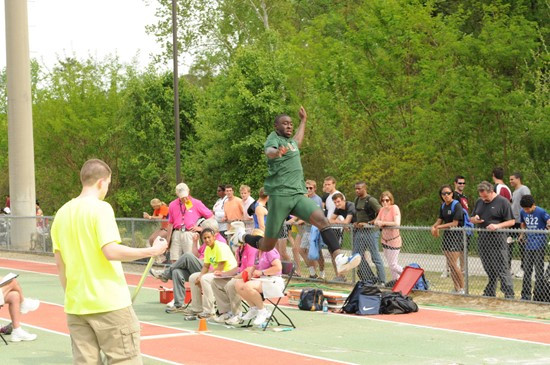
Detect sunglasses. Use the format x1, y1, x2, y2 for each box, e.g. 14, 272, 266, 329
306, 187, 314, 190
441, 192, 453, 196
381, 198, 390, 202
457, 182, 466, 185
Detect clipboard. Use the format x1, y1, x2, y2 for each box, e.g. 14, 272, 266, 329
0, 272, 19, 287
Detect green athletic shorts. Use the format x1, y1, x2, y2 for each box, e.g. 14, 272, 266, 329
265, 194, 321, 239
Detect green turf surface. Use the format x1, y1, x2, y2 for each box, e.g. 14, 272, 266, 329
2, 269, 550, 364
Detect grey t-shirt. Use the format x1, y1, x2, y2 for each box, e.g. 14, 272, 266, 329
511, 185, 531, 222
473, 195, 514, 245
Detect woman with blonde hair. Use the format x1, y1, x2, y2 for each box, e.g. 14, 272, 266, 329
374, 191, 403, 281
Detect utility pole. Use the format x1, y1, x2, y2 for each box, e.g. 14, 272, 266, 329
172, 0, 181, 183
4, 0, 36, 249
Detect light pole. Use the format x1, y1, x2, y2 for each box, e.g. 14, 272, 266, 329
172, 0, 181, 183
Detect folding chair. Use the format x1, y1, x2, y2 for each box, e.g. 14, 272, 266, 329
261, 261, 296, 331
240, 261, 296, 330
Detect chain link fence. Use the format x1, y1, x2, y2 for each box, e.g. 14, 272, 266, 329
1, 215, 549, 304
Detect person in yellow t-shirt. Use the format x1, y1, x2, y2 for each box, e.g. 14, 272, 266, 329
185, 228, 237, 318
51, 159, 167, 364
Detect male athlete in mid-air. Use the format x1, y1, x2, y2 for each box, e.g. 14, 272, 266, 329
232, 106, 360, 276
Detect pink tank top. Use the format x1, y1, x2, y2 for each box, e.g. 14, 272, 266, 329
377, 205, 402, 248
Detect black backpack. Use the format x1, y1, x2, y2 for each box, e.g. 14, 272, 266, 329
298, 288, 324, 311
380, 292, 419, 314
354, 195, 379, 222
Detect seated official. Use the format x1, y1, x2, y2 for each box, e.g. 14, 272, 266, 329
184, 228, 237, 319
234, 248, 283, 326
0, 276, 40, 342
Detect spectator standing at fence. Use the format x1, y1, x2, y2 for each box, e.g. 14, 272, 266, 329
213, 185, 227, 236
223, 185, 244, 223
471, 181, 515, 299
509, 172, 531, 277
233, 107, 360, 278
519, 195, 550, 301
240, 185, 255, 222
144, 198, 169, 228
329, 193, 359, 281
444, 175, 469, 278
294, 180, 325, 279
374, 191, 403, 281
168, 183, 213, 263
492, 167, 512, 202
431, 185, 465, 294
321, 176, 347, 277
353, 182, 385, 284
51, 159, 168, 363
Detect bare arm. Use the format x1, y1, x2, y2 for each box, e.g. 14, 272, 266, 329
102, 237, 167, 261
487, 219, 515, 231
54, 251, 67, 291
293, 106, 307, 147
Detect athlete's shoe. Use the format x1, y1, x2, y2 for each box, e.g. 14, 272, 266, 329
335, 253, 361, 274
10, 327, 37, 342
253, 308, 270, 326
225, 314, 244, 326
20, 298, 40, 314
241, 307, 258, 321
150, 269, 169, 283
213, 312, 233, 323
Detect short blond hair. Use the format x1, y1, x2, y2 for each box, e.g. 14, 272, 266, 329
305, 179, 317, 188
80, 159, 111, 186
150, 198, 161, 206
239, 185, 251, 193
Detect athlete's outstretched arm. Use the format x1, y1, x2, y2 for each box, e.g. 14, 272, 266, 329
293, 106, 307, 147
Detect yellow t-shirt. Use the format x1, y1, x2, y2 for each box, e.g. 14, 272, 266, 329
51, 196, 131, 314
204, 241, 237, 272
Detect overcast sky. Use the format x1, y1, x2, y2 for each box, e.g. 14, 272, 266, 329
0, 0, 178, 72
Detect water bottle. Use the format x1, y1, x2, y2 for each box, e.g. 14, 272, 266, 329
322, 298, 328, 313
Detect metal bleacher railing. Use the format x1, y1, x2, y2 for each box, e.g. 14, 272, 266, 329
1, 215, 548, 303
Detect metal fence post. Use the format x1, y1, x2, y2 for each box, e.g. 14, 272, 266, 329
463, 229, 469, 295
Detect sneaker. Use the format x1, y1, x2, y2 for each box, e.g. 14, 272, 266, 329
165, 299, 175, 308
165, 306, 186, 314
150, 268, 169, 283
308, 274, 319, 279
10, 327, 37, 342
335, 253, 361, 274
213, 312, 233, 323
0, 322, 13, 335
182, 307, 202, 316
198, 312, 214, 319
241, 307, 258, 321
319, 271, 326, 280
225, 314, 244, 326
253, 308, 270, 326
20, 298, 40, 314
333, 276, 347, 282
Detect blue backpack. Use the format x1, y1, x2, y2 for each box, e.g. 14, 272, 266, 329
441, 200, 474, 236
408, 263, 429, 290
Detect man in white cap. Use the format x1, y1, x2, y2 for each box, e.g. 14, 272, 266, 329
167, 183, 214, 262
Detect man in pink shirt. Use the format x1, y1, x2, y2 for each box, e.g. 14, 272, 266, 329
223, 184, 244, 222
168, 183, 213, 262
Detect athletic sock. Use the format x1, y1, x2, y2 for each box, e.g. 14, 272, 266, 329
308, 267, 316, 275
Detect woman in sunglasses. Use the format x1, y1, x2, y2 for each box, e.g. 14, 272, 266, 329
374, 191, 402, 281
431, 184, 465, 294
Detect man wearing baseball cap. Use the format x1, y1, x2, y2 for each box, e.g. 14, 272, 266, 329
167, 183, 213, 262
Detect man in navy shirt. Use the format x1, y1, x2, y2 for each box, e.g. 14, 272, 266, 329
519, 195, 550, 300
